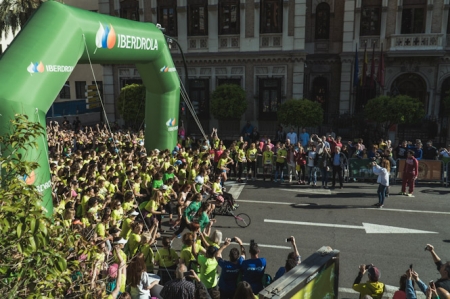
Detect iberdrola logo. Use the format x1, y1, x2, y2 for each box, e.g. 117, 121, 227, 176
160, 66, 177, 73
95, 22, 116, 53
166, 118, 178, 132
18, 171, 36, 185
27, 62, 45, 75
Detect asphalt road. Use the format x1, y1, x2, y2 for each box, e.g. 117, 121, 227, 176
205, 179, 450, 298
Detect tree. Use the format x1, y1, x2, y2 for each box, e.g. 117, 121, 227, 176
210, 84, 248, 120
0, 114, 97, 298
364, 95, 425, 136
117, 83, 146, 130
0, 0, 51, 39
277, 99, 324, 129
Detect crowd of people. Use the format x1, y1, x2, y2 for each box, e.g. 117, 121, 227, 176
46, 118, 449, 299
352, 244, 450, 299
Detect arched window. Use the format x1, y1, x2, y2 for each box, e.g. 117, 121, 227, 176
120, 0, 139, 21
260, 0, 283, 34
391, 73, 427, 112
157, 0, 177, 36
188, 0, 208, 36
219, 0, 240, 35
315, 2, 330, 40
312, 76, 328, 117
360, 0, 382, 36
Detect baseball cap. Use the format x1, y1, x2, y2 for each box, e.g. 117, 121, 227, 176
108, 263, 119, 278
113, 237, 127, 245
368, 267, 380, 281
174, 160, 183, 166
128, 210, 139, 216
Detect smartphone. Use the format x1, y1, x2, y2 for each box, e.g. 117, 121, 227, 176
250, 239, 255, 245
410, 264, 413, 270
365, 264, 372, 270
230, 237, 236, 243
183, 272, 191, 277
286, 238, 293, 242
430, 280, 435, 287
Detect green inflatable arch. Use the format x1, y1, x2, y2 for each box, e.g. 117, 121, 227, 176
0, 1, 180, 216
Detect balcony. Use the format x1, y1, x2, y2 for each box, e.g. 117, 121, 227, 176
260, 34, 282, 50
389, 34, 444, 51
219, 35, 240, 51
188, 37, 209, 52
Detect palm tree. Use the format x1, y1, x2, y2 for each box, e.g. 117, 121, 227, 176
0, 0, 44, 39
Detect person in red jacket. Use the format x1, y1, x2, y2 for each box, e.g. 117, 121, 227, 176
400, 150, 419, 197
295, 147, 307, 184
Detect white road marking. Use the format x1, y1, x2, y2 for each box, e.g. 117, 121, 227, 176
359, 207, 450, 215
264, 219, 438, 234
280, 188, 332, 194
237, 199, 309, 206
228, 184, 245, 199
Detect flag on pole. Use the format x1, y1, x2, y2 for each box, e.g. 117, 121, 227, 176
377, 43, 385, 88
370, 41, 376, 88
353, 44, 359, 88
360, 42, 368, 87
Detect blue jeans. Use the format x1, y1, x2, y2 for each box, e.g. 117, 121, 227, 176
377, 184, 387, 205
308, 166, 317, 184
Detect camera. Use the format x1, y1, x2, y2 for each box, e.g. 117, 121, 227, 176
365, 264, 372, 270
286, 237, 293, 242
230, 237, 236, 243
250, 239, 255, 246
410, 264, 413, 270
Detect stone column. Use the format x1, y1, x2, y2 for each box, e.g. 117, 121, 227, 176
340, 0, 356, 113
208, 0, 219, 52
177, 0, 188, 51
293, 0, 306, 51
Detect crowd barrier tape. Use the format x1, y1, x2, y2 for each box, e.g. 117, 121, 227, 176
396, 159, 445, 184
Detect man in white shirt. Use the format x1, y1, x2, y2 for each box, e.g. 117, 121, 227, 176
286, 128, 298, 145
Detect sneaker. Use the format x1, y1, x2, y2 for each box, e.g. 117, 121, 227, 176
176, 234, 181, 238
407, 193, 415, 197
373, 203, 380, 207
378, 205, 384, 208
170, 226, 176, 231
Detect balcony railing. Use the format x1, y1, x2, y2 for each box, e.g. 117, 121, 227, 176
260, 34, 282, 49
390, 34, 444, 51
188, 37, 209, 51
219, 35, 240, 50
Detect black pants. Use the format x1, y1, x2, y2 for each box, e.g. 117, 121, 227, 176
220, 289, 234, 299
237, 162, 245, 179
332, 165, 343, 187
246, 161, 256, 176
174, 217, 189, 236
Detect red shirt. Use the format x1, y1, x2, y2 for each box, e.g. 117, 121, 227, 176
404, 156, 419, 176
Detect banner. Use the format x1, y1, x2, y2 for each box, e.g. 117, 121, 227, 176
0, 1, 180, 217
348, 158, 377, 180
396, 159, 444, 182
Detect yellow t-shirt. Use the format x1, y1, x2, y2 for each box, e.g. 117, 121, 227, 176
247, 148, 258, 162
155, 248, 179, 268
144, 200, 158, 218
127, 232, 141, 257
276, 149, 287, 163
263, 151, 274, 165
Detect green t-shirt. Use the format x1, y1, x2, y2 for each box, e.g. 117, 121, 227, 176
127, 232, 141, 257
155, 248, 178, 268
247, 148, 258, 162
163, 172, 175, 183
276, 149, 288, 163
198, 254, 219, 288
152, 179, 163, 189
144, 200, 158, 218
184, 201, 202, 222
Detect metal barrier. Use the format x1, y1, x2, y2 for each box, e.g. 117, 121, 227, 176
396, 159, 446, 185
348, 158, 377, 181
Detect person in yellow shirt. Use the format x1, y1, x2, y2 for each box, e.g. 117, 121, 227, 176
260, 144, 274, 181
216, 151, 234, 184
120, 210, 139, 240
112, 237, 128, 293
275, 142, 287, 183
155, 237, 179, 285
127, 222, 143, 258
236, 143, 247, 183
246, 143, 258, 181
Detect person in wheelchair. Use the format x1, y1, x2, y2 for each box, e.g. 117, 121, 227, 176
211, 176, 239, 210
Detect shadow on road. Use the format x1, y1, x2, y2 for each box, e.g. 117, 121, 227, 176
290, 202, 370, 210
421, 189, 450, 196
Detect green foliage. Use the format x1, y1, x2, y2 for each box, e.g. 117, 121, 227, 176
0, 0, 63, 38
277, 99, 324, 128
117, 83, 146, 129
210, 84, 248, 120
364, 95, 425, 128
0, 114, 96, 298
